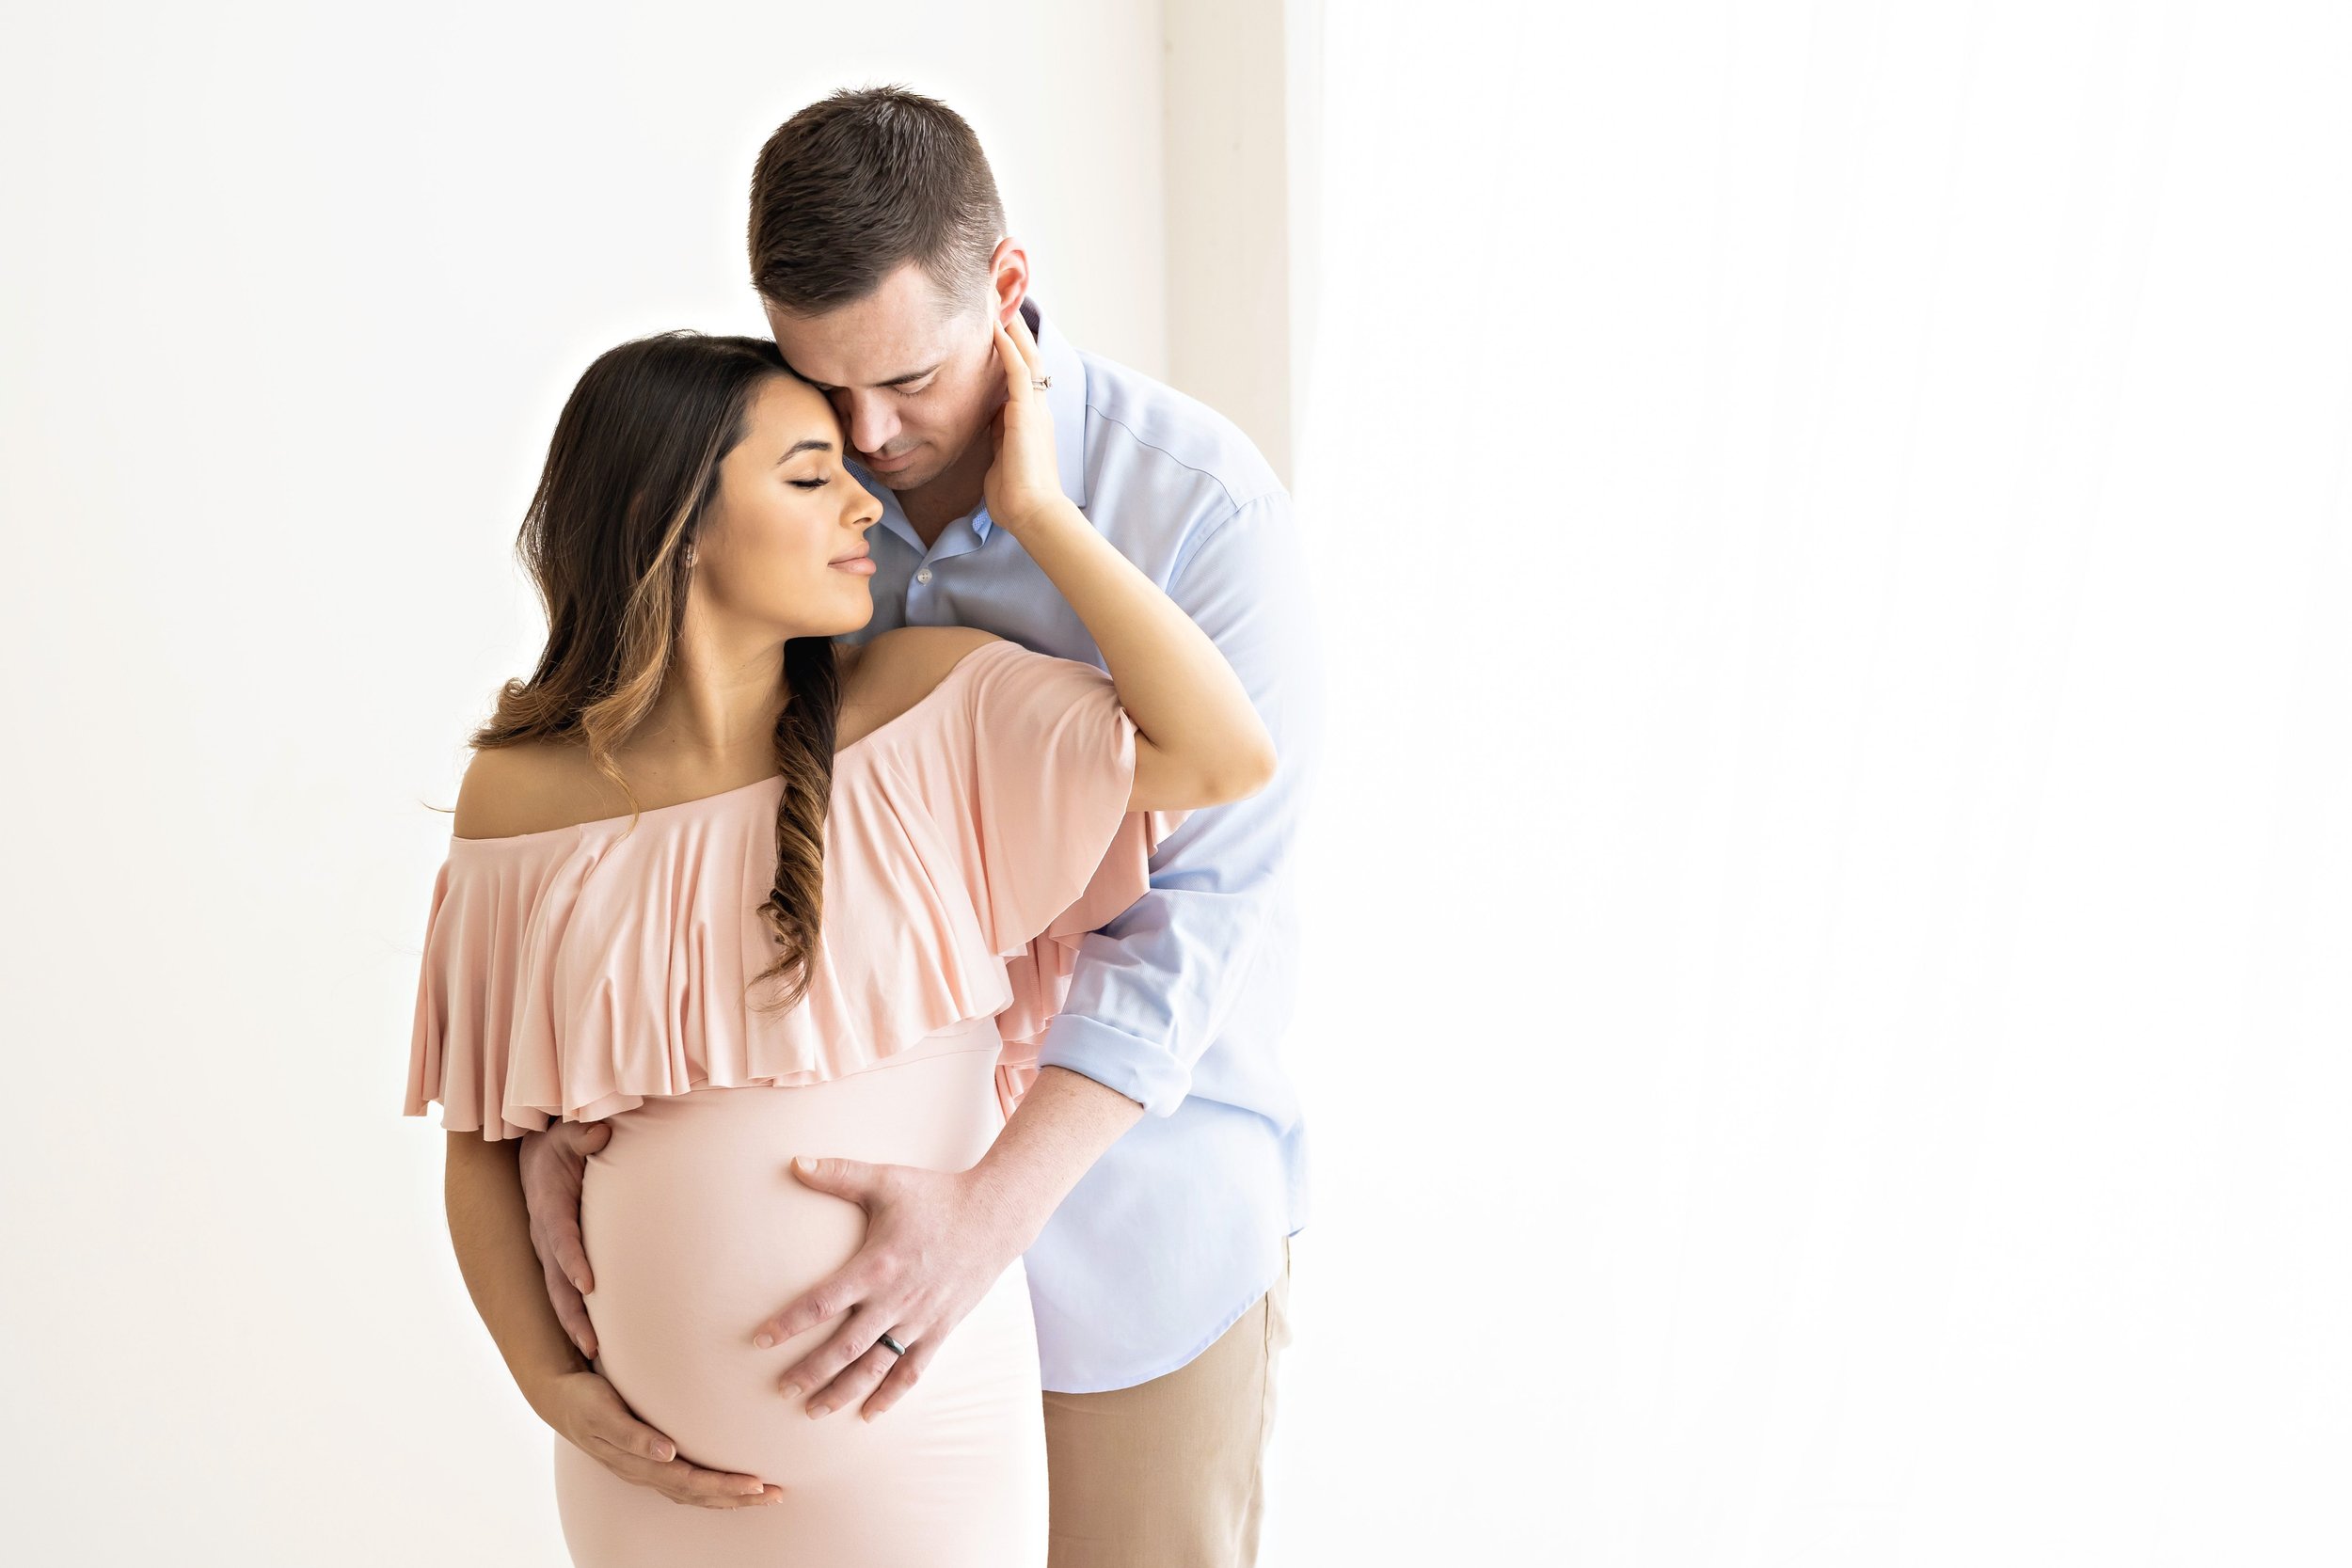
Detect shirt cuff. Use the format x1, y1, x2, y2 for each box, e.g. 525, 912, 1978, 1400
1036, 1014, 1195, 1119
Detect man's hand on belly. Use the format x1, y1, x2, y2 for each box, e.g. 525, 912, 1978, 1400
754, 1066, 1146, 1421
519, 1122, 609, 1360
753, 1157, 1034, 1421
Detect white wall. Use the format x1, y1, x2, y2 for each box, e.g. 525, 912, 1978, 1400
1273, 2, 2352, 1563
1164, 0, 1296, 482
0, 6, 1166, 1561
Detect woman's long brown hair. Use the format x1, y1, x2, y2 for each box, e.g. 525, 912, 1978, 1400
469, 330, 837, 1013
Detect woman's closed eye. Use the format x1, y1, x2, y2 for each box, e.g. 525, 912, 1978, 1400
789, 476, 831, 490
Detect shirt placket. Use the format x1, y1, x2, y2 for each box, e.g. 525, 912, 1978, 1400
902, 507, 995, 624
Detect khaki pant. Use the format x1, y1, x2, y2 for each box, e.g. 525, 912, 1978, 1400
1040, 1239, 1295, 1568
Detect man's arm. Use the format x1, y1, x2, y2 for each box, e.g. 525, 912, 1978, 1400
1031, 491, 1322, 1114
750, 491, 1322, 1418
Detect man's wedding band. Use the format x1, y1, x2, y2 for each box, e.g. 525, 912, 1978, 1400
876, 1332, 909, 1357
1031, 375, 1052, 389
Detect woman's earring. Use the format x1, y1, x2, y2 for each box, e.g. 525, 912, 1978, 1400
683, 546, 697, 569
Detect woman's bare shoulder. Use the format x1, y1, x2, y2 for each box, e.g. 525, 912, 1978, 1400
451, 739, 611, 840
837, 627, 1004, 741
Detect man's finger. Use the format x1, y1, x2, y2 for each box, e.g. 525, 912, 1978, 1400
752, 1264, 867, 1351
545, 1258, 597, 1360
787, 1154, 883, 1205
519, 1125, 596, 1293
862, 1330, 941, 1419
548, 1215, 595, 1296
775, 1302, 896, 1402
808, 1340, 897, 1420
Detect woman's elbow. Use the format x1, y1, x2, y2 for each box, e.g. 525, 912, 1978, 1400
1200, 726, 1279, 806
1132, 722, 1279, 810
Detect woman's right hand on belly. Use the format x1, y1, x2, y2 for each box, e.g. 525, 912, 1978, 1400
534, 1369, 786, 1511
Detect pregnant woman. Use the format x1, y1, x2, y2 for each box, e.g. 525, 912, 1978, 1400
401, 312, 1275, 1565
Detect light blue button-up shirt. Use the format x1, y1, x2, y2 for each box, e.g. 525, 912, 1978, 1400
836, 296, 1323, 1392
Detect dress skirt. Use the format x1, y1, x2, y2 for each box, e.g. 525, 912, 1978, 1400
552, 1013, 1047, 1566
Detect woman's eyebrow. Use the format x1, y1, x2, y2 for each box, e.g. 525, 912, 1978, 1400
774, 438, 834, 464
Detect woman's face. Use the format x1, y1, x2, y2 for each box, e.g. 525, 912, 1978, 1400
691, 374, 884, 640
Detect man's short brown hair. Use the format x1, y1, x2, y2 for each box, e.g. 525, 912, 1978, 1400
747, 86, 1006, 316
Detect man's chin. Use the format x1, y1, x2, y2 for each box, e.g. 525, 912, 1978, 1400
869, 449, 977, 497
857, 451, 930, 488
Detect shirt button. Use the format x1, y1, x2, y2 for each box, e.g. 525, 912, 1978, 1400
914, 567, 933, 585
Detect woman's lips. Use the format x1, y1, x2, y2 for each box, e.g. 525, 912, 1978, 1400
830, 556, 877, 576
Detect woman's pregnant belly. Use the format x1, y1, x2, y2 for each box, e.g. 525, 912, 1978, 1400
574, 1016, 1043, 1489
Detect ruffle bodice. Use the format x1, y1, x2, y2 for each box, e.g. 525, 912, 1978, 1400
404, 639, 1182, 1139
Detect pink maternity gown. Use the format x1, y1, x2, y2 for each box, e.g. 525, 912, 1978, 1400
402, 639, 1179, 1567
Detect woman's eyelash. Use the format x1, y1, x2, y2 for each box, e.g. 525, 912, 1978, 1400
790, 478, 830, 490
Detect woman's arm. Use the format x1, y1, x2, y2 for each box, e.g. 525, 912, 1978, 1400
981, 313, 1278, 813
443, 1132, 596, 1417
443, 1132, 785, 1507
448, 1128, 799, 1514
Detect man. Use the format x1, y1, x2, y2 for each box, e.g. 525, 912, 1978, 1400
518, 86, 1322, 1566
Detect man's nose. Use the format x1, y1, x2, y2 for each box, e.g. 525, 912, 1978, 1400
839, 391, 898, 457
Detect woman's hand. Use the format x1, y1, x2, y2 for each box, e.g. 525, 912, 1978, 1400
534, 1370, 786, 1511
963, 305, 1276, 813
980, 309, 1066, 532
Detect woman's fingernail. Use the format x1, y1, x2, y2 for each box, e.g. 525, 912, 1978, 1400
755, 1334, 774, 1349
777, 1383, 798, 1401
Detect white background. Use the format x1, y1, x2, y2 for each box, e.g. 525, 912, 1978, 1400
4, 3, 2348, 1564
1283, 3, 2351, 1562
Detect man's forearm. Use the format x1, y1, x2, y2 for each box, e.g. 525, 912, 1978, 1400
968, 1066, 1145, 1243
444, 1132, 593, 1419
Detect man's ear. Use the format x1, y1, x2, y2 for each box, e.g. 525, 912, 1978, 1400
986, 237, 1028, 325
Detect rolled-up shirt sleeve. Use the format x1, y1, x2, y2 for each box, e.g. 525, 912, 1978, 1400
1035, 490, 1326, 1117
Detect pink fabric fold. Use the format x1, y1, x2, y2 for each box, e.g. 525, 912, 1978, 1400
404, 640, 1185, 1140
988, 805, 1184, 1119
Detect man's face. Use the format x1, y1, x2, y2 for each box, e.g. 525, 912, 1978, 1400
761, 262, 1005, 498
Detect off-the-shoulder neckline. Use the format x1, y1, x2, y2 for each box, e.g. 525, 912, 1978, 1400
448, 638, 1008, 846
